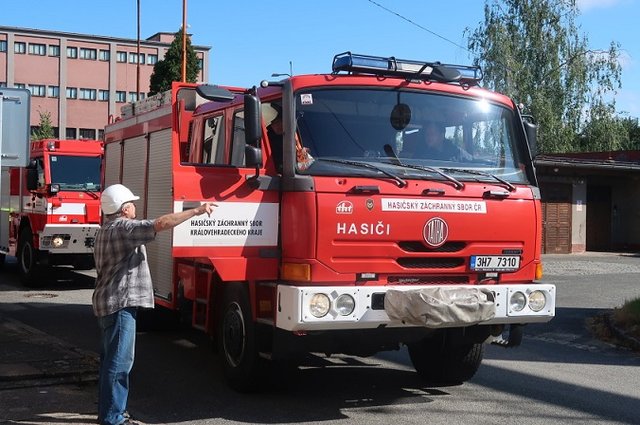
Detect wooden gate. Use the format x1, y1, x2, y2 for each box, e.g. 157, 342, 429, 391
541, 183, 572, 254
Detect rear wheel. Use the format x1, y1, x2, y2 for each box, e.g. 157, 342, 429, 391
17, 228, 44, 287
408, 333, 484, 384
217, 283, 264, 392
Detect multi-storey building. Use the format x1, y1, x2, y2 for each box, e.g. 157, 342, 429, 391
0, 26, 210, 139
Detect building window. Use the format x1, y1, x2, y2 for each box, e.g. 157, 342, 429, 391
48, 86, 59, 98
138, 53, 145, 64
116, 51, 127, 62
49, 45, 60, 56
147, 54, 158, 65
116, 91, 126, 102
0, 82, 6, 87
28, 85, 46, 97
99, 90, 109, 101
79, 128, 96, 139
98, 129, 104, 140
15, 83, 26, 89
67, 46, 78, 58
128, 53, 138, 64
198, 58, 203, 70
79, 48, 97, 60
99, 49, 110, 61
66, 87, 78, 99
0, 40, 7, 52
66, 128, 77, 139
80, 88, 97, 100
28, 43, 46, 55
128, 92, 139, 102
14, 42, 26, 54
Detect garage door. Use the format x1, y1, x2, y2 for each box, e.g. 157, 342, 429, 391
541, 183, 572, 254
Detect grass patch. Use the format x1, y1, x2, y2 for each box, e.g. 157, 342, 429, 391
612, 298, 640, 340
588, 297, 640, 352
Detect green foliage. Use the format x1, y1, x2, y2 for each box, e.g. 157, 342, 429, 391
577, 102, 628, 152
31, 109, 55, 141
149, 27, 200, 95
467, 0, 622, 154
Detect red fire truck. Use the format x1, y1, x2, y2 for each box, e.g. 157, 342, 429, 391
103, 52, 555, 391
0, 139, 103, 286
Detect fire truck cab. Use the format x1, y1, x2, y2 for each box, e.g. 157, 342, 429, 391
104, 52, 555, 391
0, 139, 103, 286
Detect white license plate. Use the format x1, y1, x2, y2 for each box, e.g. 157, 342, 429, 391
470, 255, 520, 271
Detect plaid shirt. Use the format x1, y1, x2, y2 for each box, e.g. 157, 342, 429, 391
92, 217, 157, 317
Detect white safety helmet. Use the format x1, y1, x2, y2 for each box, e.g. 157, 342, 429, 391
101, 184, 140, 215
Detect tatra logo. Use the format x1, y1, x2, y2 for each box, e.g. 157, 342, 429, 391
336, 201, 354, 214
423, 217, 448, 247
366, 199, 374, 211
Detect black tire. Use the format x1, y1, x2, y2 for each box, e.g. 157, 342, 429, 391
17, 228, 44, 287
217, 283, 263, 392
408, 333, 484, 384
0, 253, 5, 269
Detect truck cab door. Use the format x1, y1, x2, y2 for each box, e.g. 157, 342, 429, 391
172, 106, 280, 282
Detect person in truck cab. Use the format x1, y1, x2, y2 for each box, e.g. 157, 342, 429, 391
92, 184, 216, 425
266, 103, 284, 172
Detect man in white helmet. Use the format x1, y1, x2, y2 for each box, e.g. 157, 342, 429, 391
93, 183, 215, 425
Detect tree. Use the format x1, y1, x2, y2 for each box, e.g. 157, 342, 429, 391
149, 27, 200, 95
467, 0, 623, 154
31, 109, 54, 140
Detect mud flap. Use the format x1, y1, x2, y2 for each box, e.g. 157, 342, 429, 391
384, 287, 496, 328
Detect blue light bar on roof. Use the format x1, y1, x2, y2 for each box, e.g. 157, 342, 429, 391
332, 52, 483, 86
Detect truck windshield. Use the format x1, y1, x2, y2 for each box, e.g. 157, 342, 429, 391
49, 155, 102, 191
295, 88, 530, 185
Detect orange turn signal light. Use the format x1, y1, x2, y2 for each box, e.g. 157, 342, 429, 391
282, 263, 311, 282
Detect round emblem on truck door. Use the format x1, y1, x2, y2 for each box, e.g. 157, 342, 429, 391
423, 217, 448, 247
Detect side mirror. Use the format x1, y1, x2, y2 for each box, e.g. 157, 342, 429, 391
244, 94, 262, 146
245, 144, 263, 168
245, 144, 263, 187
49, 183, 60, 194
26, 168, 38, 191
523, 120, 538, 158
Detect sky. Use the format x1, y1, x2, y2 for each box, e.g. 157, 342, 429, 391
3, 0, 639, 118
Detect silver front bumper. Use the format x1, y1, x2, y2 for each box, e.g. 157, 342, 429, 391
276, 283, 555, 331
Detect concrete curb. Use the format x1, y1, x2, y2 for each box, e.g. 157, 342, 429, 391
0, 315, 99, 390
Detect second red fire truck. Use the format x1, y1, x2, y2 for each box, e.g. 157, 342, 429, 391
0, 139, 103, 286
103, 52, 556, 390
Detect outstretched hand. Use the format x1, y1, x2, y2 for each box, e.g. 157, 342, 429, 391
196, 202, 218, 217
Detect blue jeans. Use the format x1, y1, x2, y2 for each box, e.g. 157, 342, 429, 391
97, 307, 137, 425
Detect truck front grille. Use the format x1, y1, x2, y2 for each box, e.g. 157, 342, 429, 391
396, 257, 464, 269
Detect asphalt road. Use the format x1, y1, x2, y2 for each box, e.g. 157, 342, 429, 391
1, 252, 639, 425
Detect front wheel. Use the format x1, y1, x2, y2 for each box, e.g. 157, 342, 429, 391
408, 333, 484, 384
17, 228, 44, 287
217, 283, 264, 392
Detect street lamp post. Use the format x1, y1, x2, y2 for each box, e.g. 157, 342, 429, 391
182, 0, 187, 82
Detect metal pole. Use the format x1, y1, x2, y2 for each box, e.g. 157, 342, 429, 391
182, 0, 187, 82
136, 0, 141, 97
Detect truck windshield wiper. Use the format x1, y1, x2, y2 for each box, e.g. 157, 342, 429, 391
315, 158, 407, 187
381, 144, 463, 190
442, 168, 516, 192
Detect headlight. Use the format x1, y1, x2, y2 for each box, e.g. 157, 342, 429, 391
528, 290, 546, 312
510, 291, 526, 312
52, 236, 65, 247
309, 293, 330, 318
335, 294, 355, 316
